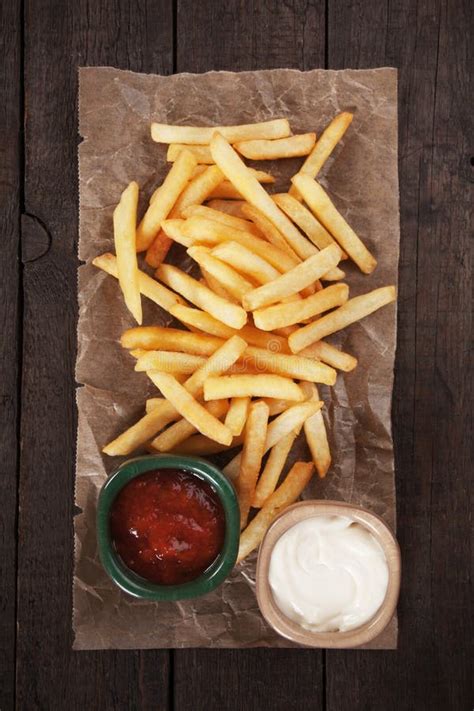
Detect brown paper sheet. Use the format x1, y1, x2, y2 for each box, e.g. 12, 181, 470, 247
74, 67, 400, 650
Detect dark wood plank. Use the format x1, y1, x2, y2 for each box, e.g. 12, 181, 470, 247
174, 2, 326, 708
17, 1, 173, 709
0, 1, 21, 709
326, 1, 473, 709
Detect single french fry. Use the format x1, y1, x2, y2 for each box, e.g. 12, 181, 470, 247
134, 351, 206, 374
173, 165, 224, 216
181, 216, 297, 273
151, 118, 291, 145
151, 399, 229, 452
149, 372, 232, 445
113, 181, 142, 324
171, 432, 245, 456
181, 204, 262, 237
206, 199, 247, 218
273, 192, 342, 254
253, 283, 349, 331
290, 112, 354, 198
188, 246, 254, 301
92, 253, 183, 314
156, 264, 247, 329
235, 133, 316, 160
242, 244, 342, 311
103, 335, 247, 456
291, 174, 377, 274
252, 427, 301, 508
211, 241, 280, 285
224, 401, 322, 479
240, 203, 300, 260
170, 304, 288, 353
300, 340, 358, 372
160, 219, 193, 247
301, 382, 331, 478
204, 374, 305, 402
237, 461, 315, 562
224, 396, 251, 436
236, 401, 270, 528
121, 326, 223, 355
210, 132, 321, 261
242, 346, 337, 385
167, 144, 214, 163
288, 286, 397, 352
136, 149, 197, 251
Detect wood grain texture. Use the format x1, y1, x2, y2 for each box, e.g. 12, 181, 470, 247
17, 1, 173, 709
0, 2, 21, 709
326, 1, 473, 710
174, 2, 325, 708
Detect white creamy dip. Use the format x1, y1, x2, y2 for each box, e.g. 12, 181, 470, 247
268, 515, 389, 632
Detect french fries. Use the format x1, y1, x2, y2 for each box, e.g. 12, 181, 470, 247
253, 283, 349, 331
291, 174, 377, 274
151, 399, 229, 452
204, 374, 305, 402
242, 244, 342, 311
235, 133, 316, 160
289, 112, 354, 197
236, 401, 269, 529
252, 427, 301, 508
167, 144, 214, 164
224, 396, 251, 436
301, 382, 331, 478
289, 286, 397, 352
136, 149, 197, 251
96, 110, 397, 573
113, 181, 142, 324
93, 253, 183, 314
156, 264, 247, 329
237, 461, 314, 562
151, 118, 291, 144
149, 372, 233, 446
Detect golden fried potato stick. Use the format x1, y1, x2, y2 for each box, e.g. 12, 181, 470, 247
235, 133, 316, 160
149, 372, 233, 445
151, 118, 291, 144
134, 351, 206, 374
242, 244, 342, 311
103, 335, 247, 456
236, 400, 270, 528
121, 326, 223, 355
92, 253, 183, 314
253, 283, 349, 331
136, 149, 197, 251
224, 397, 251, 436
300, 340, 358, 372
113, 181, 142, 324
301, 381, 331, 478
181, 204, 262, 237
151, 399, 229, 452
241, 346, 337, 385
288, 286, 397, 352
291, 174, 377, 274
204, 374, 305, 402
252, 426, 302, 508
237, 461, 314, 562
289, 112, 354, 198
211, 241, 280, 285
156, 263, 248, 329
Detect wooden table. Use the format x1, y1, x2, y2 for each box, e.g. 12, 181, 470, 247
1, 1, 472, 708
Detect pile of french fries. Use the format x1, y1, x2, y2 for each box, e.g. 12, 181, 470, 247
93, 113, 396, 562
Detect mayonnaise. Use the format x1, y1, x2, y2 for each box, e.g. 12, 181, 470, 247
268, 515, 389, 632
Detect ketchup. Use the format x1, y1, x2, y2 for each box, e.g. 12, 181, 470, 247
110, 469, 225, 585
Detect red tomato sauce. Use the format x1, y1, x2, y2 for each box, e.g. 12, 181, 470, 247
110, 469, 225, 585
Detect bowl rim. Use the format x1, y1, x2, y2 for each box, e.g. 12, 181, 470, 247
255, 500, 401, 648
97, 453, 240, 601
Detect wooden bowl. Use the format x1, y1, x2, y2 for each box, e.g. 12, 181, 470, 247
255, 500, 401, 648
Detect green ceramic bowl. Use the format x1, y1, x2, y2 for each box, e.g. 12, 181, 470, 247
97, 454, 240, 601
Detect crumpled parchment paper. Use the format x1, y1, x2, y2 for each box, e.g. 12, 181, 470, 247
74, 67, 400, 650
